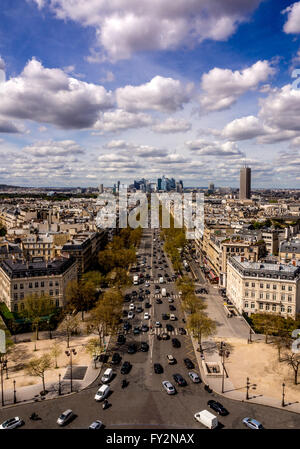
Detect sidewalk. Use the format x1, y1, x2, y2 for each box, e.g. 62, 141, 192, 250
191, 334, 300, 414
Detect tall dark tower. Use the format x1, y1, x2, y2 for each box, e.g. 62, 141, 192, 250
240, 166, 251, 199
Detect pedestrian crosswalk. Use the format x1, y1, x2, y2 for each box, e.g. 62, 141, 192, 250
151, 327, 189, 336
153, 293, 180, 299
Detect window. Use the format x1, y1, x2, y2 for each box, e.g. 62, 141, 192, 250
55, 290, 59, 296
244, 302, 249, 308
50, 290, 53, 296
251, 302, 255, 309
20, 284, 23, 289
20, 303, 24, 311
49, 281, 53, 287
13, 284, 17, 290
20, 293, 24, 299
259, 303, 263, 310
259, 293, 263, 299
245, 291, 249, 297
288, 295, 292, 302
273, 284, 277, 290
288, 286, 292, 292
272, 305, 276, 311
14, 293, 18, 300
260, 283, 263, 288
273, 294, 277, 300
281, 295, 285, 301
251, 283, 255, 288
287, 306, 292, 314
41, 291, 44, 296
245, 282, 249, 287
266, 284, 270, 289
41, 281, 44, 287
282, 285, 286, 291
266, 293, 270, 300
251, 291, 255, 298
55, 281, 59, 286
35, 282, 38, 288
55, 299, 59, 307
14, 304, 18, 312
281, 306, 285, 312
266, 304, 270, 310
29, 282, 32, 288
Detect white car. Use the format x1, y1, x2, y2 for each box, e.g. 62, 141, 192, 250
145, 281, 150, 287
188, 371, 201, 383
170, 314, 176, 321
129, 303, 135, 311
128, 311, 134, 319
167, 354, 176, 365
94, 384, 110, 401
57, 409, 74, 426
155, 321, 162, 327
0, 417, 23, 429
89, 420, 103, 429
143, 312, 150, 320
162, 380, 176, 395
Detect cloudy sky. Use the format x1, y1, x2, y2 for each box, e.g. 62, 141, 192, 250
1, 0, 300, 188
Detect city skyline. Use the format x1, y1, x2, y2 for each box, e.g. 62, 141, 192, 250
0, 1, 300, 188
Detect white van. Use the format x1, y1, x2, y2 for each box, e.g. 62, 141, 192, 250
170, 314, 176, 321
161, 288, 167, 297
95, 384, 110, 401
101, 368, 113, 384
159, 277, 164, 284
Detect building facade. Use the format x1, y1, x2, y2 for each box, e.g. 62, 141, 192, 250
240, 167, 251, 200
227, 256, 300, 318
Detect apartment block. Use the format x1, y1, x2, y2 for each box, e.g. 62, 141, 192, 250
227, 256, 300, 318
279, 239, 300, 264
0, 257, 77, 312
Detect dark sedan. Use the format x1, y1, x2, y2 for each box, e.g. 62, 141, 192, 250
172, 338, 181, 348
207, 400, 229, 416
140, 342, 149, 352
173, 373, 187, 386
154, 363, 163, 374
184, 358, 194, 369
121, 361, 131, 375
127, 344, 137, 354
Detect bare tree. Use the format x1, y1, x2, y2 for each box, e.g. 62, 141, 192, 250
26, 354, 52, 394
284, 353, 300, 385
59, 314, 80, 348
50, 339, 62, 369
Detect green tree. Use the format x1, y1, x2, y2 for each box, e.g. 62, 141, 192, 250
26, 353, 52, 394
182, 293, 206, 315
251, 313, 282, 343
65, 279, 96, 320
187, 312, 216, 347
21, 294, 55, 341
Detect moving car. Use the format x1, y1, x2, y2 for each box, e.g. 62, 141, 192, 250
141, 324, 149, 332
89, 420, 103, 430
207, 400, 228, 416
161, 332, 169, 340
57, 409, 74, 426
169, 305, 176, 311
166, 324, 174, 332
162, 381, 176, 395
155, 321, 162, 327
123, 322, 131, 331
242, 417, 263, 429
143, 312, 150, 320
145, 302, 151, 308
178, 328, 186, 335
136, 306, 143, 313
184, 358, 194, 369
167, 354, 176, 364
133, 327, 140, 335
172, 338, 181, 348
188, 371, 201, 383
162, 313, 169, 320
111, 353, 121, 365
170, 314, 176, 321
117, 334, 126, 345
173, 373, 187, 386
94, 385, 110, 401
129, 303, 135, 311
0, 417, 23, 429
121, 361, 131, 374
127, 344, 137, 354
127, 311, 134, 319
154, 363, 163, 374
101, 368, 113, 383
140, 342, 149, 352
194, 410, 218, 429
156, 298, 162, 304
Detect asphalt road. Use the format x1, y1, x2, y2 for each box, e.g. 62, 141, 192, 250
0, 229, 300, 429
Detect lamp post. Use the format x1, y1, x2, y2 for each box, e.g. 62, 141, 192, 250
58, 374, 61, 396
0, 355, 7, 406
246, 377, 250, 400
282, 382, 285, 407
13, 380, 16, 404
219, 341, 230, 393
65, 348, 76, 393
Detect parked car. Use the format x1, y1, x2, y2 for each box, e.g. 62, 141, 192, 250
167, 354, 176, 364
143, 312, 150, 320
172, 338, 181, 348
0, 417, 23, 429
111, 353, 121, 365
162, 381, 176, 395
184, 358, 194, 369
166, 324, 174, 332
154, 363, 163, 374
173, 373, 187, 386
141, 324, 149, 332
188, 371, 201, 383
120, 361, 131, 374
207, 400, 229, 416
117, 334, 126, 345
133, 327, 140, 335
88, 420, 103, 430
127, 311, 134, 319
242, 417, 263, 429
57, 409, 74, 426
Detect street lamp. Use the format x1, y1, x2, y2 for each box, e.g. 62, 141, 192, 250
282, 382, 285, 407
246, 377, 250, 400
58, 374, 61, 396
0, 356, 7, 406
13, 380, 16, 404
65, 348, 77, 393
219, 342, 230, 393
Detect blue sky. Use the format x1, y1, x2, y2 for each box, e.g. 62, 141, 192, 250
0, 0, 300, 187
